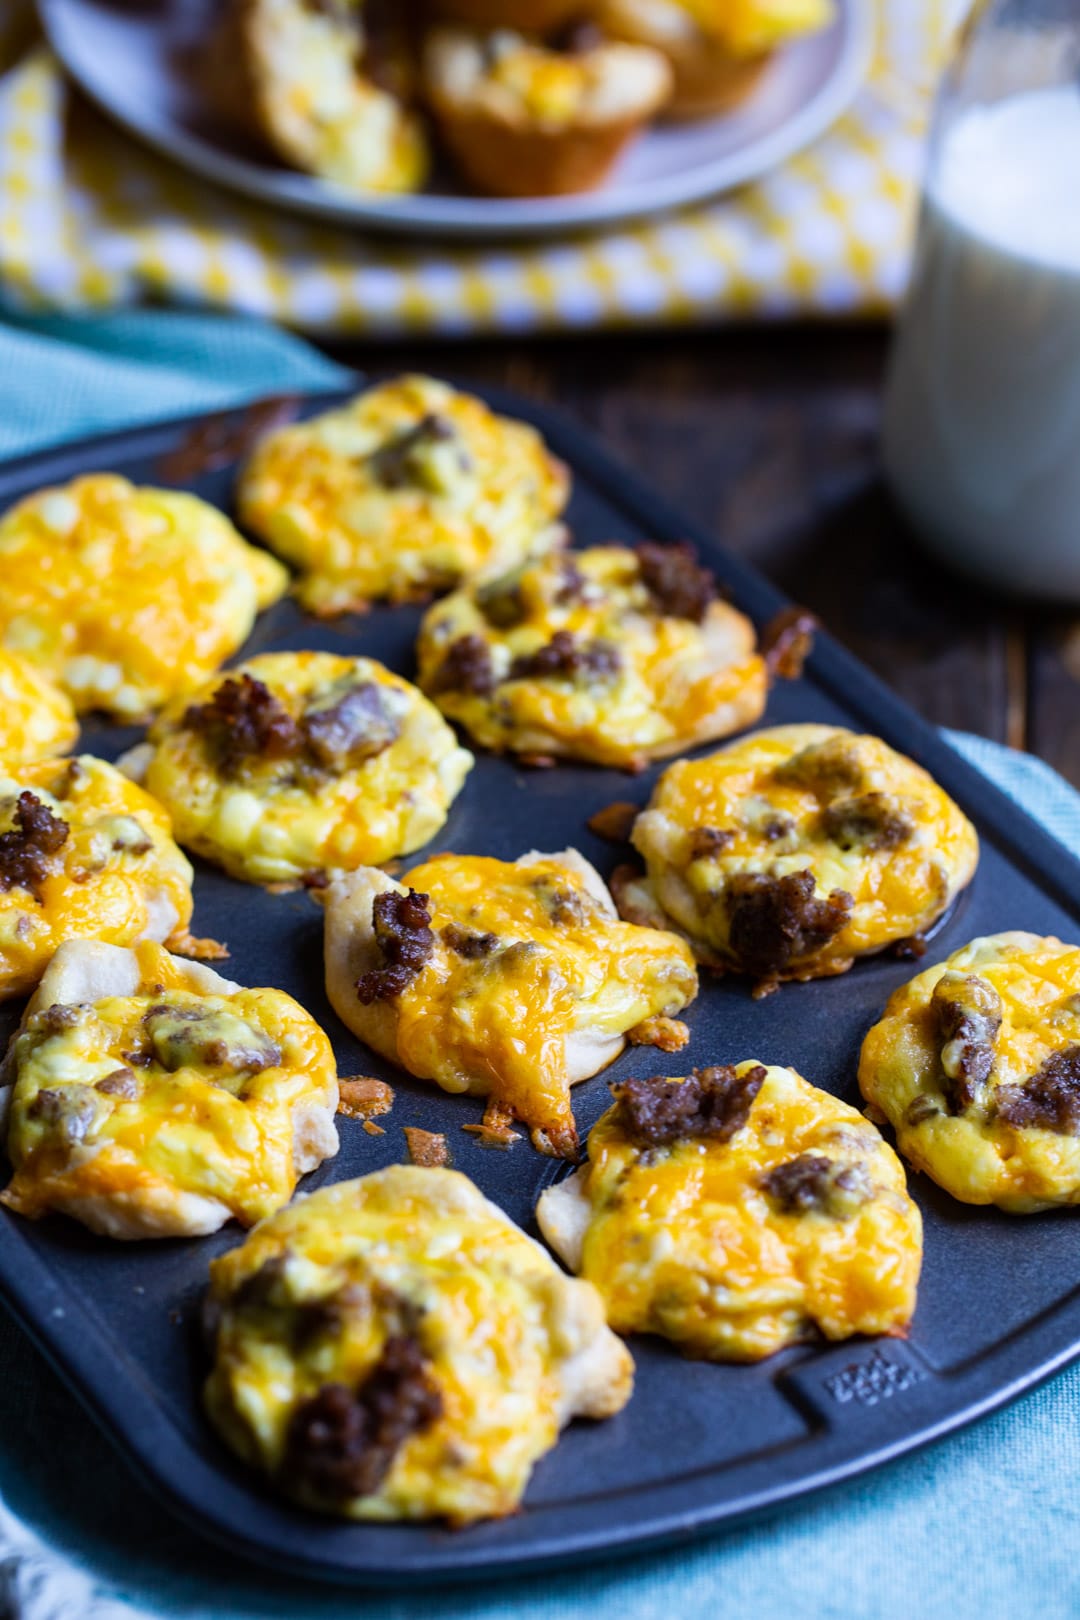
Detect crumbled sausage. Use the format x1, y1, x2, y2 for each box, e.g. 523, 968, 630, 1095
143, 1004, 281, 1075
301, 682, 402, 770
774, 735, 867, 797
95, 1067, 140, 1100
403, 1127, 450, 1167
996, 1045, 1080, 1134
27, 1084, 97, 1143
0, 792, 69, 901
356, 890, 434, 1004
905, 1093, 942, 1126
441, 923, 499, 959
34, 1003, 81, 1036
760, 1152, 871, 1217
475, 569, 526, 630
822, 792, 913, 853
689, 827, 735, 861
553, 557, 586, 604
508, 631, 621, 683
762, 814, 796, 842
532, 877, 589, 927
587, 801, 639, 843
549, 18, 605, 52
725, 869, 853, 978
368, 413, 460, 490
185, 675, 300, 777
429, 634, 495, 698
636, 542, 716, 624
283, 1335, 443, 1502
612, 1064, 766, 1147
932, 971, 1002, 1113
761, 606, 818, 681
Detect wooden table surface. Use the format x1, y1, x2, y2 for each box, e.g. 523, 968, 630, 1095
338, 323, 1080, 790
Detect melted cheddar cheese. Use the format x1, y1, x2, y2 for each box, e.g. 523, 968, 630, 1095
237, 376, 570, 615
2, 940, 338, 1237
0, 475, 287, 719
204, 1166, 633, 1524
0, 756, 196, 1000
538, 1062, 921, 1360
324, 850, 698, 1155
0, 650, 78, 763
860, 932, 1080, 1212
672, 0, 834, 53
126, 652, 473, 886
624, 724, 979, 983
416, 546, 766, 769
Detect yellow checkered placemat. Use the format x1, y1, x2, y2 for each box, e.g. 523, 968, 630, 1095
0, 3, 953, 336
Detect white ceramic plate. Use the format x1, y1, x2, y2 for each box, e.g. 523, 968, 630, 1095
40, 0, 872, 240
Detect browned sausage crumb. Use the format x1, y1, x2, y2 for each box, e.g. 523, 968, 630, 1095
932, 971, 1002, 1113
823, 792, 913, 853
403, 1126, 450, 1167
301, 683, 401, 769
0, 792, 69, 901
725, 869, 853, 978
636, 542, 716, 624
27, 1085, 97, 1143
508, 631, 621, 684
996, 1045, 1080, 1134
475, 571, 526, 629
760, 1153, 871, 1217
95, 1067, 140, 1099
627, 1015, 691, 1053
283, 1334, 443, 1502
587, 801, 640, 843
761, 606, 819, 681
612, 1064, 766, 1148
185, 674, 300, 778
429, 634, 495, 698
689, 826, 736, 861
337, 1076, 394, 1121
368, 414, 460, 489
356, 890, 434, 1004
441, 922, 499, 959
774, 734, 866, 796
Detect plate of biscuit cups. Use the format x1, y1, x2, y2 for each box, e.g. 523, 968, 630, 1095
40, 0, 872, 238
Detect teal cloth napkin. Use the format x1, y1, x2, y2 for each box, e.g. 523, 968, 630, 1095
1, 310, 1079, 1620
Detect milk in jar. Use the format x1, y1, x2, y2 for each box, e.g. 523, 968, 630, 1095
883, 84, 1080, 598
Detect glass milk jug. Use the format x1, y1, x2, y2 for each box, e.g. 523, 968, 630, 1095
882, 0, 1080, 599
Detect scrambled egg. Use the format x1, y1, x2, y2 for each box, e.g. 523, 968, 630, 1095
237, 376, 570, 616
538, 1061, 922, 1360
208, 0, 428, 193
1, 939, 338, 1238
0, 650, 78, 764
0, 474, 288, 720
203, 1166, 633, 1524
619, 724, 979, 988
416, 546, 766, 770
324, 849, 698, 1156
122, 652, 473, 887
860, 932, 1080, 1213
0, 756, 197, 1000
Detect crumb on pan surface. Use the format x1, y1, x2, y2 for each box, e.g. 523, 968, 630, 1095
0, 939, 338, 1237
860, 931, 1080, 1212
123, 651, 473, 886
416, 544, 767, 769
0, 756, 197, 1001
537, 1060, 922, 1360
237, 376, 570, 615
203, 1165, 633, 1523
0, 474, 287, 720
323, 848, 698, 1158
618, 723, 979, 988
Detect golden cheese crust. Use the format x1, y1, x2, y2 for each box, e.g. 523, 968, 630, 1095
203, 1166, 633, 1524
120, 652, 473, 887
423, 29, 672, 198
0, 939, 338, 1238
537, 1061, 922, 1360
236, 376, 570, 616
205, 0, 428, 193
859, 932, 1080, 1212
619, 724, 979, 989
0, 474, 287, 720
0, 756, 196, 1001
416, 546, 766, 769
0, 650, 78, 764
323, 849, 698, 1156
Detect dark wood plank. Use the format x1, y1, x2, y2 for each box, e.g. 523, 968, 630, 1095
327, 325, 1038, 767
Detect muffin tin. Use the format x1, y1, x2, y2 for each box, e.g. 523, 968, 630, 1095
1, 383, 1079, 1586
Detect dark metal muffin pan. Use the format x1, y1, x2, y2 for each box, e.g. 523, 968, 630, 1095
1, 383, 1079, 1587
